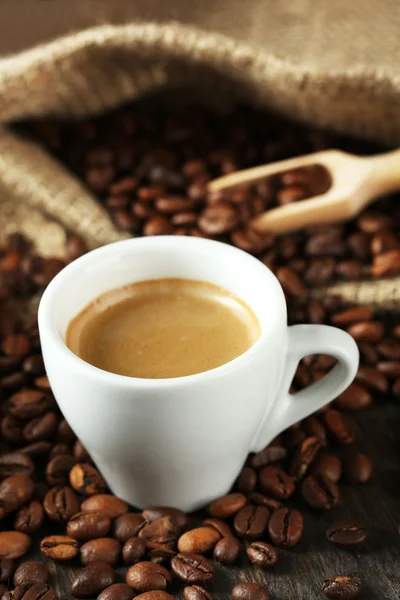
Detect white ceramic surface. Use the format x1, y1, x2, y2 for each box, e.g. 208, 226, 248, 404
38, 236, 359, 511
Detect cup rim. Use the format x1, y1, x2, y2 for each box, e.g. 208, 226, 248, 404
38, 236, 287, 388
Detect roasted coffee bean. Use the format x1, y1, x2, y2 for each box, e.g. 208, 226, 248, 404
289, 437, 321, 481
355, 365, 388, 393
207, 493, 247, 519
80, 538, 121, 566
268, 508, 303, 548
98, 583, 135, 600
335, 383, 372, 411
323, 410, 355, 444
14, 501, 44, 534
247, 493, 282, 512
122, 537, 146, 565
346, 321, 384, 342
67, 511, 111, 541
113, 513, 146, 542
40, 535, 79, 561
277, 185, 307, 205
377, 360, 400, 377
259, 466, 295, 500
335, 260, 363, 280
143, 217, 173, 236
249, 445, 287, 468
21, 583, 55, 600
66, 235, 87, 261
49, 444, 71, 459
377, 338, 400, 360
56, 420, 76, 444
0, 558, 15, 582
0, 415, 24, 445
305, 229, 346, 257
303, 416, 327, 446
326, 520, 367, 548
21, 442, 52, 460
0, 475, 35, 514
81, 494, 129, 519
2, 335, 31, 358
139, 516, 180, 549
358, 342, 379, 365
322, 576, 361, 600
7, 391, 50, 420
276, 267, 306, 298
202, 518, 233, 538
43, 486, 80, 522
45, 454, 76, 487
235, 467, 257, 494
301, 473, 339, 510
142, 507, 188, 529
198, 203, 239, 235
184, 585, 212, 600
370, 231, 399, 255
72, 441, 90, 462
13, 562, 49, 587
134, 593, 174, 600
0, 453, 34, 479
22, 356, 44, 376
344, 454, 373, 484
126, 562, 172, 592
178, 527, 220, 554
213, 537, 241, 565
0, 372, 28, 394
171, 552, 214, 584
358, 211, 392, 233
311, 454, 342, 483
71, 562, 117, 598
147, 547, 176, 564
0, 532, 31, 559
231, 582, 269, 600
372, 249, 400, 276
23, 413, 58, 443
69, 463, 107, 496
246, 541, 278, 569
233, 505, 269, 539
1, 584, 26, 600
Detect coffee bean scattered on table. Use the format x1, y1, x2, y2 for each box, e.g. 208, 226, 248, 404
322, 575, 361, 599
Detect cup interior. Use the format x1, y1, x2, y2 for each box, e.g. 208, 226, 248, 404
40, 236, 286, 345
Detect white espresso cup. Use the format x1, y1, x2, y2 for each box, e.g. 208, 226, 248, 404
38, 236, 359, 512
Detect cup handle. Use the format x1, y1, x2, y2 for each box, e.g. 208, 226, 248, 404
252, 324, 359, 452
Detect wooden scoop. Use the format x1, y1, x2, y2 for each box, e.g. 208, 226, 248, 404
208, 148, 400, 235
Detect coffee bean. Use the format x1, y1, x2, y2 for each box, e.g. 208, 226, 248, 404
13, 562, 49, 587
277, 185, 307, 205
355, 366, 388, 393
177, 527, 220, 555
0, 372, 28, 394
303, 416, 327, 446
0, 453, 34, 480
71, 562, 117, 598
0, 475, 35, 514
207, 493, 247, 519
2, 335, 31, 358
147, 547, 176, 564
289, 437, 321, 481
66, 236, 87, 261
213, 537, 240, 565
81, 494, 129, 519
143, 217, 173, 236
0, 532, 31, 559
326, 520, 367, 548
23, 413, 58, 443
69, 463, 107, 496
268, 508, 303, 548
80, 538, 121, 566
323, 410, 355, 445
322, 576, 361, 600
43, 486, 80, 522
230, 227, 272, 254
249, 445, 287, 468
46, 454, 77, 487
198, 203, 240, 235
67, 512, 111, 541
276, 267, 307, 298
372, 249, 400, 276
139, 517, 180, 549
14, 501, 44, 534
40, 535, 79, 561
233, 505, 269, 539
1, 584, 26, 600
0, 416, 24, 445
8, 391, 50, 420
259, 466, 295, 500
202, 518, 233, 538
184, 585, 212, 600
346, 321, 384, 342
98, 583, 135, 600
171, 552, 214, 584
21, 442, 52, 460
377, 361, 400, 377
231, 582, 269, 600
301, 473, 339, 510
377, 338, 400, 360
73, 441, 90, 462
56, 420, 76, 444
246, 541, 278, 569
134, 593, 174, 600
142, 507, 188, 530
49, 444, 71, 459
247, 493, 282, 512
22, 583, 55, 600
122, 537, 146, 565
22, 356, 45, 376
126, 562, 172, 592
344, 454, 373, 484
371, 231, 399, 255
235, 467, 257, 494
306, 229, 346, 257
0, 558, 15, 582
311, 454, 342, 482
113, 513, 146, 542
335, 383, 372, 411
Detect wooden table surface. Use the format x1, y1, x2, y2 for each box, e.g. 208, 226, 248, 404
24, 395, 399, 600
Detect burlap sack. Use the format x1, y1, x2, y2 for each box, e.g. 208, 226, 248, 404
0, 20, 398, 307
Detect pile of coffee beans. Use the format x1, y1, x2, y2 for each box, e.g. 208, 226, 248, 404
1, 101, 399, 600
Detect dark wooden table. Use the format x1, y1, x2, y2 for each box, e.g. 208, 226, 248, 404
25, 396, 400, 600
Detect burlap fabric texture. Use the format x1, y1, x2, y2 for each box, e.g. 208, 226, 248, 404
0, 23, 398, 307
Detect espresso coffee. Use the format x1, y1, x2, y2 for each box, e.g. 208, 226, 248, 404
66, 278, 260, 379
